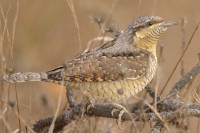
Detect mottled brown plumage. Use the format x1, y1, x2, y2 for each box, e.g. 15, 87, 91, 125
51, 48, 150, 82
3, 15, 176, 103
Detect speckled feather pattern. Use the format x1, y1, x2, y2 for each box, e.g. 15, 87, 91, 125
62, 48, 150, 82
44, 47, 157, 102
62, 53, 157, 102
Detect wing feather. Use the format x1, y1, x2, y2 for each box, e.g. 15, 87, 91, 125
62, 49, 151, 82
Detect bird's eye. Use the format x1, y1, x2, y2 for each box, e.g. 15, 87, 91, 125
148, 21, 153, 26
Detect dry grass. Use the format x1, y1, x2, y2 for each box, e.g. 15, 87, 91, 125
66, 0, 82, 52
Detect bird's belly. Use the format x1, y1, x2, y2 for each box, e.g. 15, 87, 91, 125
67, 76, 151, 103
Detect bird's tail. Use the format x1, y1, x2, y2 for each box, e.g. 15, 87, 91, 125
3, 72, 48, 83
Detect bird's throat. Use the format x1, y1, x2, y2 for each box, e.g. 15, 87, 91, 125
133, 30, 159, 56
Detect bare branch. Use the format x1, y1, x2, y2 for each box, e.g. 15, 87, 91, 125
150, 121, 163, 133
169, 62, 200, 95
33, 105, 82, 133
33, 98, 200, 132
145, 84, 162, 101
157, 98, 200, 112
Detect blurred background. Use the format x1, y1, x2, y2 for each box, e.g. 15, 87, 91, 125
0, 0, 200, 132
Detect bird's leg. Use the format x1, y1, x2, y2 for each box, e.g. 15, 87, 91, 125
111, 102, 129, 128
87, 101, 95, 112
66, 87, 76, 107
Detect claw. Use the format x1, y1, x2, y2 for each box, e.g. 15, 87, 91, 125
87, 100, 94, 112
111, 102, 129, 129
111, 108, 119, 116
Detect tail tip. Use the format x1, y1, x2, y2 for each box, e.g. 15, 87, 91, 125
2, 72, 43, 83
2, 74, 15, 83
3, 74, 8, 80
2, 73, 24, 83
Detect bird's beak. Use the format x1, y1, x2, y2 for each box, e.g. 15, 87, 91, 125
160, 21, 177, 27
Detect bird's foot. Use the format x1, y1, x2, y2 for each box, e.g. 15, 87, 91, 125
111, 102, 128, 129
87, 100, 94, 112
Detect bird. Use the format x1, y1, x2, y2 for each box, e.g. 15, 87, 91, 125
3, 15, 176, 124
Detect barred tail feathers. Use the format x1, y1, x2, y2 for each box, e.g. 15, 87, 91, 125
3, 72, 48, 83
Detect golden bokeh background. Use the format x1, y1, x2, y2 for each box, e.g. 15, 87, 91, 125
1, 0, 200, 132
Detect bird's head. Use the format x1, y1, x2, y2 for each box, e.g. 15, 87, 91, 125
125, 15, 177, 56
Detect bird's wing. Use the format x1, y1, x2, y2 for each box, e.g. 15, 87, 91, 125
61, 48, 151, 82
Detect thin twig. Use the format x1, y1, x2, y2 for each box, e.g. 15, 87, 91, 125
0, 108, 7, 120
198, 48, 200, 61
134, 0, 143, 17
180, 17, 187, 76
0, 3, 9, 107
10, 0, 19, 68
105, 24, 122, 37
1, 116, 12, 133
48, 81, 65, 133
151, 0, 157, 15
82, 36, 113, 54
10, 105, 35, 133
160, 22, 200, 95
14, 84, 21, 132
158, 41, 164, 63
169, 62, 200, 95
66, 0, 82, 51
100, 0, 116, 44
